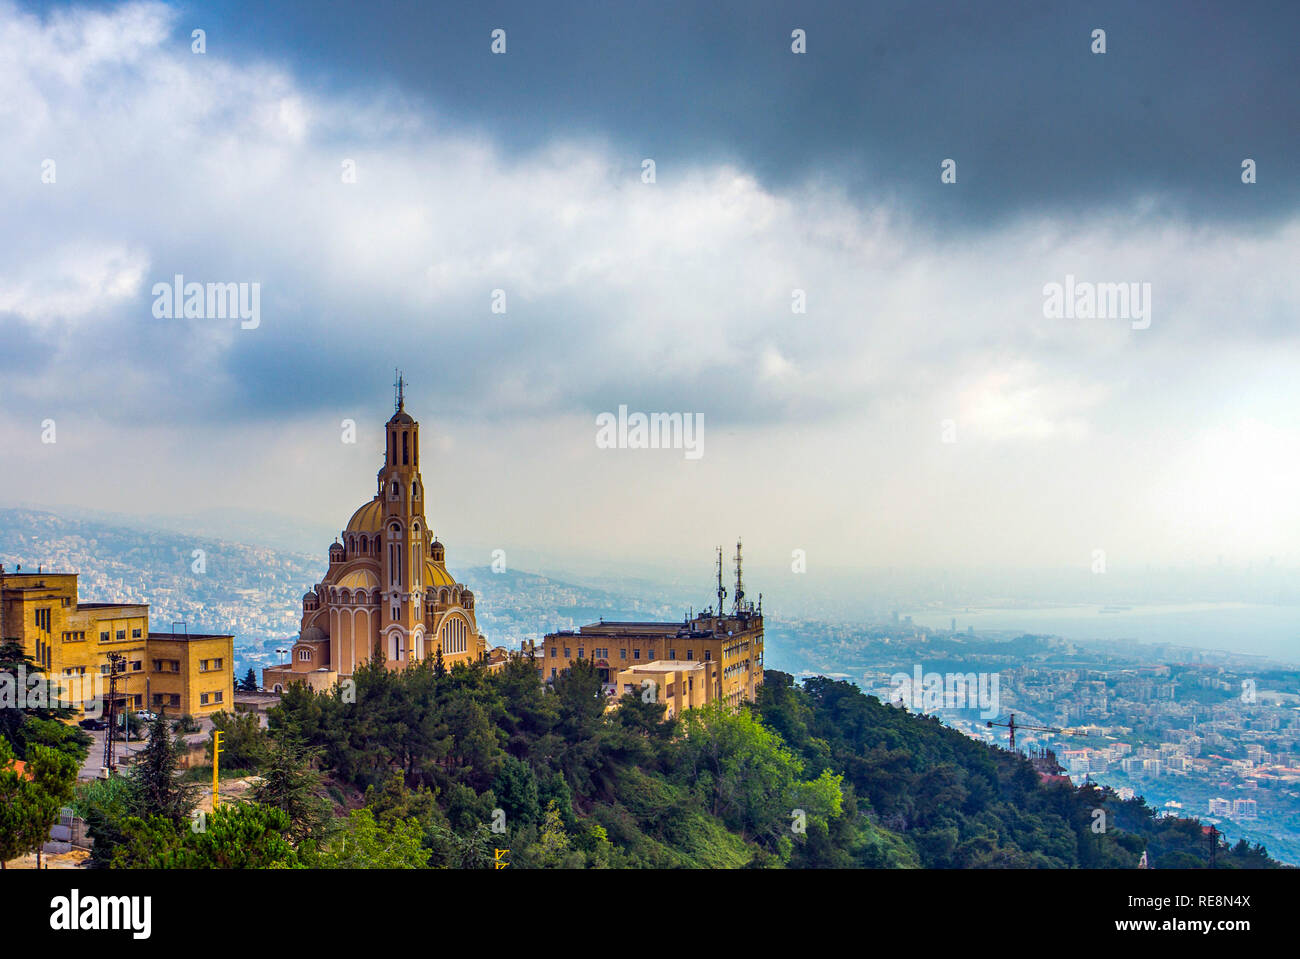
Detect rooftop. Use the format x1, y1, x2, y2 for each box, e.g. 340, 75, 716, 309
624, 659, 707, 673
148, 631, 233, 641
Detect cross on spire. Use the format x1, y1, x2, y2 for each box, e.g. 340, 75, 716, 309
394, 368, 405, 411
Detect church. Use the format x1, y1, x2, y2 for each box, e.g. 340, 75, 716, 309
263, 380, 486, 692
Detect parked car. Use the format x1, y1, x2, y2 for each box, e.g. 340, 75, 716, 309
78, 717, 109, 730
134, 710, 158, 722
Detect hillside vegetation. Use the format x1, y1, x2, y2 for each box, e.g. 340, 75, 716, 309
42, 652, 1284, 869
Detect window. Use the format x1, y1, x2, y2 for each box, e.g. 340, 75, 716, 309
648, 649, 654, 659
550, 647, 557, 657
115, 629, 125, 641
564, 648, 571, 658
551, 668, 557, 678
132, 628, 142, 639
620, 649, 627, 660
634, 649, 641, 660
442, 617, 468, 655
298, 649, 311, 662
669, 649, 676, 659
214, 691, 223, 704
100, 631, 109, 642
34, 608, 51, 632
704, 650, 711, 661
131, 660, 142, 671
200, 692, 209, 705
686, 650, 693, 660
578, 647, 585, 659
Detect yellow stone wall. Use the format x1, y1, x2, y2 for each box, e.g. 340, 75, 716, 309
0, 571, 233, 719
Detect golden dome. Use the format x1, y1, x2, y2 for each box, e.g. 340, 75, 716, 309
346, 498, 384, 533
425, 559, 455, 588
337, 568, 380, 590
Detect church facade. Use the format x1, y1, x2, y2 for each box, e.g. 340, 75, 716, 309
263, 387, 485, 692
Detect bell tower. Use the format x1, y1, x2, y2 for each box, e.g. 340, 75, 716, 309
378, 370, 428, 662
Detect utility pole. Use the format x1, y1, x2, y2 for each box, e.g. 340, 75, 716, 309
102, 653, 125, 772
211, 729, 223, 812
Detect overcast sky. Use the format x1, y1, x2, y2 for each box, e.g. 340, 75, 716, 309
2, 0, 1299, 589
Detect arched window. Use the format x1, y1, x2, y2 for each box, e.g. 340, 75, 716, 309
387, 523, 403, 586
441, 617, 468, 655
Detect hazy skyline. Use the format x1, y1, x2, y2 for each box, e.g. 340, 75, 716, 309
4, 1, 1300, 585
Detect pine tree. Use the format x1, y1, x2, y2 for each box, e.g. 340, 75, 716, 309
127, 712, 197, 828
241, 668, 259, 692
251, 731, 331, 843
0, 640, 89, 764
0, 735, 78, 868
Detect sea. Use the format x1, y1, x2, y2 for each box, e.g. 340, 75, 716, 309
900, 603, 1300, 666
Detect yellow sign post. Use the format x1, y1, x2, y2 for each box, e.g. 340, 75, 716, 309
211, 729, 223, 811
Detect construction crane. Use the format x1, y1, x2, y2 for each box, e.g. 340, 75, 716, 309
986, 712, 1061, 752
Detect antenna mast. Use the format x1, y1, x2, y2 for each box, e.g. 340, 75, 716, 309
715, 546, 727, 616
733, 538, 745, 614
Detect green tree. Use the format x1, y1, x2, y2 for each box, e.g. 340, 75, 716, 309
316, 807, 430, 869
240, 668, 259, 692
536, 799, 572, 867
492, 755, 540, 830
250, 731, 331, 843
127, 712, 198, 828
0, 735, 79, 868
207, 709, 269, 770
71, 773, 135, 868
111, 803, 300, 868
0, 640, 91, 765
676, 700, 812, 850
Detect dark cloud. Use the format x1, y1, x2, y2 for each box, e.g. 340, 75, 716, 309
151, 0, 1300, 229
